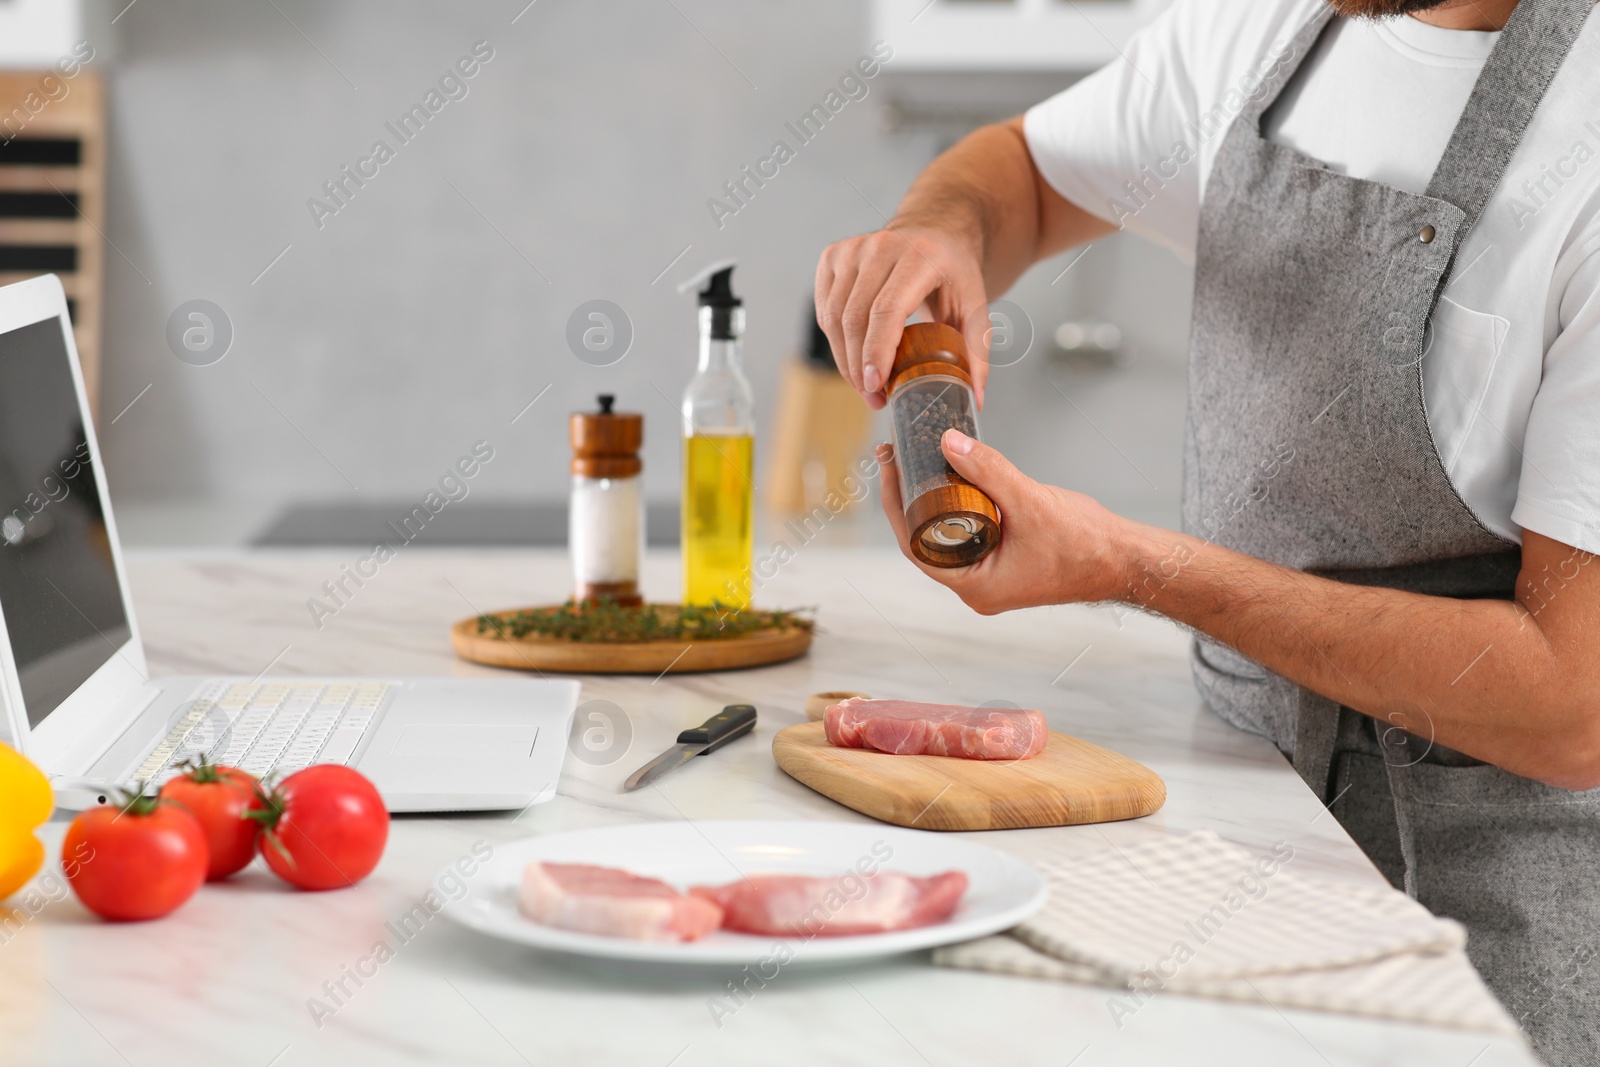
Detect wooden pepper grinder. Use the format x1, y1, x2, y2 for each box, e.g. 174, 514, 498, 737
886, 323, 1001, 567
569, 395, 645, 606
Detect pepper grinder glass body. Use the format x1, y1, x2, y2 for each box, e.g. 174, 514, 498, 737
885, 323, 1001, 568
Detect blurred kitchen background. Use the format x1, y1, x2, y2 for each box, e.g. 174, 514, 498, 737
0, 0, 1190, 554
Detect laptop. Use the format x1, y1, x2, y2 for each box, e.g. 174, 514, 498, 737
0, 274, 579, 812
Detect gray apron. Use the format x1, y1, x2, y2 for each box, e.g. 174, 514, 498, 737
1183, 1, 1600, 1062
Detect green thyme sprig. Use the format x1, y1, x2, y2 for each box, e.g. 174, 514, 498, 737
476, 601, 815, 644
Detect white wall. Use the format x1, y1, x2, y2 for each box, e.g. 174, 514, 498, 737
96, 0, 1194, 529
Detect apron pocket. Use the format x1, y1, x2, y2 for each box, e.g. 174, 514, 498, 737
1193, 636, 1268, 682
1419, 297, 1510, 478
1189, 637, 1299, 753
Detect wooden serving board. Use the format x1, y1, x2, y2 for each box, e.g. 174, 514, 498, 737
772, 721, 1165, 831
450, 612, 812, 675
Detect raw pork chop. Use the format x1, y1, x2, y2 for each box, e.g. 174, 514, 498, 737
519, 862, 723, 942
693, 871, 968, 937
824, 698, 1049, 760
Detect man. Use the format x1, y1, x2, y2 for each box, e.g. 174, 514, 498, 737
815, 0, 1600, 1061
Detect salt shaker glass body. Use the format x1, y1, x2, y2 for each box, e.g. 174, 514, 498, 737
569, 472, 644, 605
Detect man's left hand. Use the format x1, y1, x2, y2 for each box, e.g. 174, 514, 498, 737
873, 430, 1600, 791
876, 430, 1130, 614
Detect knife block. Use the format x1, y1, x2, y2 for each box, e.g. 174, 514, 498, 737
765, 360, 873, 516
0, 71, 106, 416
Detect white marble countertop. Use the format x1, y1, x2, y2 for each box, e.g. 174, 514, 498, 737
0, 547, 1537, 1067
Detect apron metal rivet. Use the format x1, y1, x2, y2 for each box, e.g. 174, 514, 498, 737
1419, 225, 1437, 244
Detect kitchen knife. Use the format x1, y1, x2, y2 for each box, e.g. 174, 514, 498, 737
622, 704, 757, 792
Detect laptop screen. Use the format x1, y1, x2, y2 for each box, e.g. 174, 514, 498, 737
0, 316, 130, 728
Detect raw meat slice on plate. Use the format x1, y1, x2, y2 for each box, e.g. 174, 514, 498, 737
824, 698, 1049, 760
519, 862, 723, 942
693, 870, 968, 937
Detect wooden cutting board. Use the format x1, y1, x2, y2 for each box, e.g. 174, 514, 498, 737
451, 611, 812, 675
771, 721, 1165, 831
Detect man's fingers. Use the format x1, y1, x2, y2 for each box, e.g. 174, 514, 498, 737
816, 228, 988, 409
923, 265, 990, 409
861, 256, 940, 398
820, 255, 864, 391
814, 250, 842, 372
940, 429, 1024, 511
841, 249, 904, 398
961, 296, 992, 410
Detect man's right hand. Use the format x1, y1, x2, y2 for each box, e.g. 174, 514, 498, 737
812, 115, 1110, 411
814, 225, 992, 411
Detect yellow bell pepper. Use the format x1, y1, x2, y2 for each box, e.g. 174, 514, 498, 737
0, 741, 52, 900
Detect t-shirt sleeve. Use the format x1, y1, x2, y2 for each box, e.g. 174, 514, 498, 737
1511, 235, 1600, 557
1022, 1, 1207, 260
1022, 0, 1320, 262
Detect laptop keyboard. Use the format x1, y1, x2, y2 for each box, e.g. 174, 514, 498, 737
134, 680, 392, 786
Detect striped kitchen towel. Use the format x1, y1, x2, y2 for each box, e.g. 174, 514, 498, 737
933, 829, 1518, 1035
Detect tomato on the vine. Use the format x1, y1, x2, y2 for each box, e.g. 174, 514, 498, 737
63, 792, 207, 921
160, 758, 263, 880
255, 765, 388, 891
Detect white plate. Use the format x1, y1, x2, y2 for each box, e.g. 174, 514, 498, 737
441, 820, 1048, 965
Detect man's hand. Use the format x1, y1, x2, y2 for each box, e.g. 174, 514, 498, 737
875, 430, 1600, 790
813, 117, 1115, 412
816, 228, 992, 412
876, 431, 1129, 612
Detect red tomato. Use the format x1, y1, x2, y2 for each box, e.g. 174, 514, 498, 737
63, 796, 208, 921
159, 762, 263, 881
258, 765, 388, 891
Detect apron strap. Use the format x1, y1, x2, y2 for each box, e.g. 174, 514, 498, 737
1239, 8, 1335, 125
1424, 0, 1596, 241
1293, 690, 1341, 798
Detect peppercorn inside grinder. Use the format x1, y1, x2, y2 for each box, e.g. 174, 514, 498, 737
885, 323, 1001, 567
569, 395, 645, 606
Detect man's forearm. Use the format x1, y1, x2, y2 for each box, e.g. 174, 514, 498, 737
888, 122, 1041, 297
889, 118, 1111, 299
1115, 522, 1600, 789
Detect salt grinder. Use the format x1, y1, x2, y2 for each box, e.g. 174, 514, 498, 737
886, 323, 1001, 567
569, 394, 645, 606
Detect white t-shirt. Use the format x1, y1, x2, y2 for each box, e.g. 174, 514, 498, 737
1024, 0, 1600, 556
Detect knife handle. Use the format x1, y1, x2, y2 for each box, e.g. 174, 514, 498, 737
679, 704, 757, 753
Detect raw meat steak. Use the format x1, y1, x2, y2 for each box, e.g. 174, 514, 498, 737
692, 871, 968, 937
824, 698, 1049, 760
518, 862, 723, 942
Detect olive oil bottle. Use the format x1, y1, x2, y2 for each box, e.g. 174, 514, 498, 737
679, 263, 755, 609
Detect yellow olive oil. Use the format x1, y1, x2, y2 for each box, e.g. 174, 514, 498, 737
682, 433, 754, 608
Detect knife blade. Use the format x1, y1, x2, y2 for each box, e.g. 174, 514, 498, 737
622, 704, 757, 792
